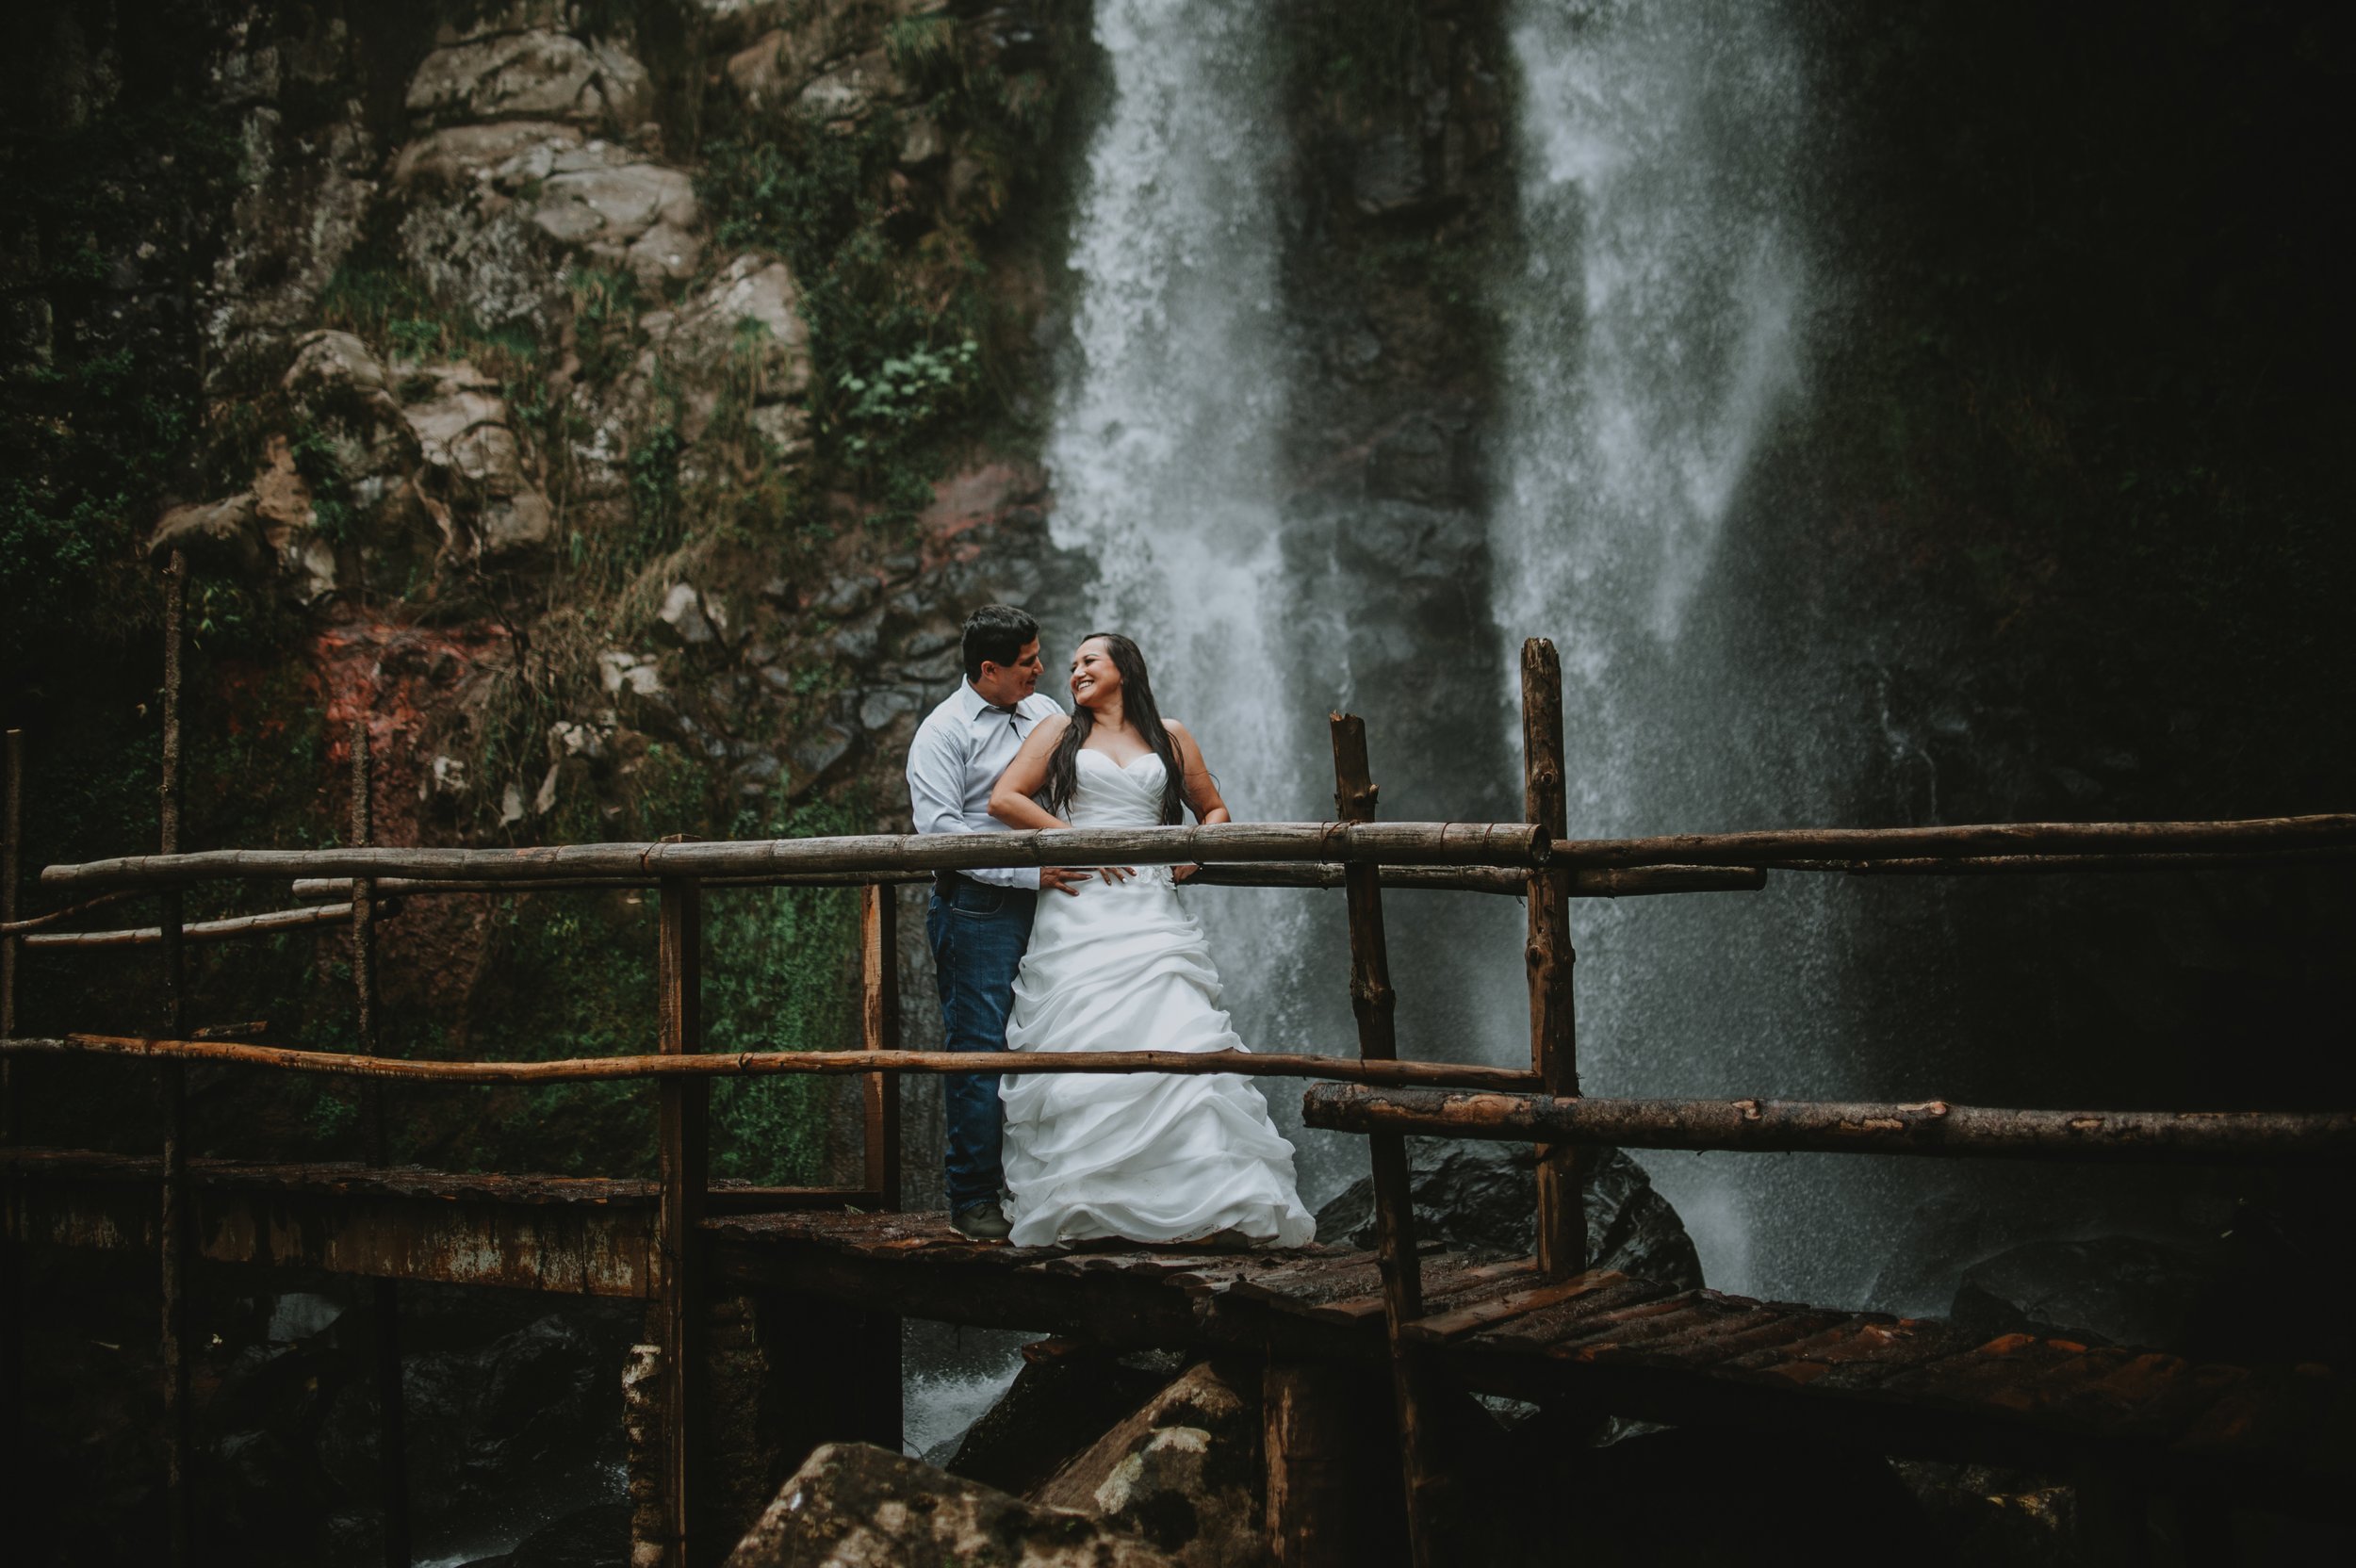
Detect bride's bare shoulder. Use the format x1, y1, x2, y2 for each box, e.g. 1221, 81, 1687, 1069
1165, 720, 1203, 757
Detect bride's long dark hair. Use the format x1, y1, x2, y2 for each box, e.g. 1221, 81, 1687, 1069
1044, 632, 1186, 825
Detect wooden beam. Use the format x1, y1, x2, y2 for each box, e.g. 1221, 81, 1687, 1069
289, 861, 1763, 900
22, 900, 360, 948
1520, 639, 1585, 1280
351, 716, 411, 1568
155, 549, 194, 1567
654, 871, 706, 1568
1330, 711, 1447, 1568
41, 820, 1550, 890
1300, 1085, 2356, 1163
5, 1034, 1544, 1091
859, 885, 902, 1211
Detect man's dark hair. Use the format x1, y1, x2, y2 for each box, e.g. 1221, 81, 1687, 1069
961, 604, 1039, 681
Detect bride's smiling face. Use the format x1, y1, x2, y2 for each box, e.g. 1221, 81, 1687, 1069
1069, 638, 1122, 711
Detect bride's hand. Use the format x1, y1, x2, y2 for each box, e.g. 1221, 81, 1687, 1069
1095, 864, 1137, 884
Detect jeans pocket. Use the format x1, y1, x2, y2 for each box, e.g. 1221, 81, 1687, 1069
951, 883, 1006, 918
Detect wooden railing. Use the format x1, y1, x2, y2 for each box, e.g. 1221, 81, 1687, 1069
4, 568, 2352, 1568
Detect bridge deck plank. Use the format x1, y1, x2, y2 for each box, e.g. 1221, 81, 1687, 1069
11, 1164, 2346, 1495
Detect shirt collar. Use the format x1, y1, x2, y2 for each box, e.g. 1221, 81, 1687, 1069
955, 680, 1019, 720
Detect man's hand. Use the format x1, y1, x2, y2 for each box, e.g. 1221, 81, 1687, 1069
1039, 866, 1094, 896
1172, 863, 1198, 883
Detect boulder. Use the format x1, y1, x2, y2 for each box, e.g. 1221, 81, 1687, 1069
392, 121, 585, 190
1951, 1235, 2218, 1350
658, 582, 717, 645
530, 145, 705, 287
1030, 1359, 1265, 1568
944, 1341, 1174, 1498
405, 30, 651, 130
722, 1443, 1181, 1567
663, 255, 813, 402
1314, 1141, 1703, 1291
797, 50, 903, 123
401, 365, 557, 560
150, 493, 269, 578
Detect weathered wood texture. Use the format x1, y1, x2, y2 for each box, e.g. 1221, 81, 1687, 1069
655, 874, 707, 1568
696, 1210, 2349, 1510
859, 885, 902, 1210
155, 550, 197, 1566
41, 820, 1549, 890
1301, 1085, 2356, 1163
2, 728, 19, 1049
22, 900, 360, 948
350, 717, 410, 1568
4, 1033, 1542, 1090
289, 861, 1763, 900
0, 887, 143, 937
1330, 712, 1446, 1568
53, 814, 2356, 893
1520, 639, 1584, 1281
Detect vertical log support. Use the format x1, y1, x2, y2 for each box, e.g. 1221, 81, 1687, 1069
3, 727, 21, 1120
859, 884, 902, 1211
655, 870, 708, 1566
1329, 712, 1446, 1568
1521, 639, 1587, 1280
1, 728, 22, 1538
351, 718, 411, 1568
156, 550, 195, 1563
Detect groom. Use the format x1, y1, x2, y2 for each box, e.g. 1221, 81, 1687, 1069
906, 605, 1087, 1240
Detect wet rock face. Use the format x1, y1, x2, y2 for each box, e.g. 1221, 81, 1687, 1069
944, 1340, 1175, 1498
724, 1442, 1183, 1568
1314, 1139, 1705, 1290
1030, 1359, 1267, 1568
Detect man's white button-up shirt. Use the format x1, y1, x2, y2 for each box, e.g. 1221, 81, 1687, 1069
906, 680, 1065, 890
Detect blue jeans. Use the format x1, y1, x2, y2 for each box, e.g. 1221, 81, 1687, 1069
926, 876, 1036, 1213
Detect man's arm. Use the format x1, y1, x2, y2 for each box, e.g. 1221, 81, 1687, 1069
906, 714, 1040, 890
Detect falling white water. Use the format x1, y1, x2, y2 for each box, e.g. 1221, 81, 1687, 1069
1491, 0, 1846, 1298
1044, 1, 1316, 1034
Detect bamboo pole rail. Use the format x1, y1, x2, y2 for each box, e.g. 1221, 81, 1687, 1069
1301, 1085, 2356, 1164
288, 861, 1765, 901
1546, 813, 2356, 870
41, 821, 1550, 891
0, 888, 146, 936
3, 1034, 1543, 1090
23, 901, 361, 949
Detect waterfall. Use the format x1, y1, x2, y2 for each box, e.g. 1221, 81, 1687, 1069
1492, 0, 1869, 1299
1043, 1, 1317, 1040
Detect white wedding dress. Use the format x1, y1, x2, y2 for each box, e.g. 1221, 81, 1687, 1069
1000, 748, 1317, 1249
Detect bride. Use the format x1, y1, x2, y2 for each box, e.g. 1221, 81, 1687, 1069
986, 633, 1317, 1249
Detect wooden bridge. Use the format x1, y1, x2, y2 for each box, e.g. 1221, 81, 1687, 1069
3, 558, 2352, 1565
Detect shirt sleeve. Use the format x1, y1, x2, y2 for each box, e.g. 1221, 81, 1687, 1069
906, 717, 1040, 890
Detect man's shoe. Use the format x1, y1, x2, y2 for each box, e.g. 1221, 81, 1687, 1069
950, 1200, 1013, 1241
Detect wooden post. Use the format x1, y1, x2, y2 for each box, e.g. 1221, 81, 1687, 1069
1521, 639, 1586, 1279
156, 550, 195, 1564
1330, 712, 1446, 1568
351, 717, 411, 1568
1264, 1361, 1394, 1567
859, 884, 902, 1210
655, 866, 707, 1567
3, 728, 21, 1098
0, 727, 22, 1563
